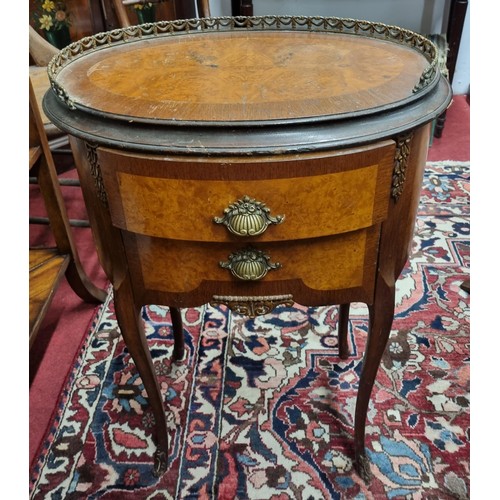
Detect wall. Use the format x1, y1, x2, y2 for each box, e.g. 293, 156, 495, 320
451, 2, 469, 95
209, 0, 470, 95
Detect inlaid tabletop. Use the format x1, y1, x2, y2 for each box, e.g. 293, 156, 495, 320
49, 17, 436, 125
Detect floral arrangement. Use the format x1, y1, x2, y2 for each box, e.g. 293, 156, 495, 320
33, 0, 71, 31
131, 1, 156, 24
133, 2, 154, 10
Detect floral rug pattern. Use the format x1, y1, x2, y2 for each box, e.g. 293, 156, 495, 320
30, 162, 470, 499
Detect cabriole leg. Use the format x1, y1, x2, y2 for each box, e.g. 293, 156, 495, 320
113, 278, 169, 477
170, 307, 185, 361
354, 276, 395, 482
338, 303, 350, 359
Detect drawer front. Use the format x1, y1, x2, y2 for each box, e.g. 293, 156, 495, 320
99, 142, 395, 242
123, 225, 380, 303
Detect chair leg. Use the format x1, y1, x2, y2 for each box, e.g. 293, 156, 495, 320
170, 307, 185, 361
354, 275, 395, 483
338, 303, 350, 359
113, 277, 169, 477
65, 260, 108, 303
36, 154, 107, 304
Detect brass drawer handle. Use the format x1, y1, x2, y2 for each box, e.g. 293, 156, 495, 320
219, 247, 281, 281
213, 195, 284, 237
211, 294, 294, 317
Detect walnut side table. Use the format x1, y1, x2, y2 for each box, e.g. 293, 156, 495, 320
43, 16, 452, 481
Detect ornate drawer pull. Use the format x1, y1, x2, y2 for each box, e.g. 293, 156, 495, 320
213, 195, 284, 237
219, 247, 281, 281
211, 294, 294, 317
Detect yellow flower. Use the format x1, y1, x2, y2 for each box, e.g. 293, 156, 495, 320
42, 0, 56, 11
39, 14, 54, 30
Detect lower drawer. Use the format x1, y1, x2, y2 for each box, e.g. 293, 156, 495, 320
123, 225, 380, 307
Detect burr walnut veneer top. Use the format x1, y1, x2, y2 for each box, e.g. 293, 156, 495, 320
55, 30, 429, 124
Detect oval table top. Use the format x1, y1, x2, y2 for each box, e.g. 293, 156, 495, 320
47, 16, 440, 127
54, 31, 429, 125
44, 16, 451, 154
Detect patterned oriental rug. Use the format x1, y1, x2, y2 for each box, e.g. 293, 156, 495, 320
29, 162, 470, 499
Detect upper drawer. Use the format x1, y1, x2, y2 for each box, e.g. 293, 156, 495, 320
99, 141, 395, 242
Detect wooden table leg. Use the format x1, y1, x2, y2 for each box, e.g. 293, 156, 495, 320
170, 307, 185, 361
113, 277, 169, 477
354, 274, 395, 482
338, 303, 350, 360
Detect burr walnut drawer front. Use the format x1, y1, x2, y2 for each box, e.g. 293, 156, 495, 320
98, 141, 396, 244
121, 226, 381, 304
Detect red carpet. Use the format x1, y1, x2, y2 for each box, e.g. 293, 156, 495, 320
29, 95, 470, 471
29, 169, 109, 464
427, 95, 470, 162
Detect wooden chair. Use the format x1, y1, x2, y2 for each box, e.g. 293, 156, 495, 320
29, 77, 107, 350
29, 25, 92, 229
112, 0, 210, 28
29, 25, 67, 145
232, 0, 253, 15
